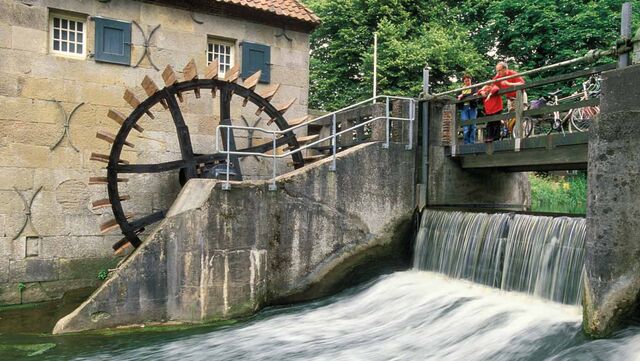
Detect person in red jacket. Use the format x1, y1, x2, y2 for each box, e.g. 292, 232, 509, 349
478, 84, 503, 142
493, 61, 527, 111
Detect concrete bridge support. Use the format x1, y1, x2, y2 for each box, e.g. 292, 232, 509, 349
427, 99, 530, 210
53, 142, 415, 334
584, 64, 640, 337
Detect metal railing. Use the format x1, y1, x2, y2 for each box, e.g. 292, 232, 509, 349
215, 95, 416, 190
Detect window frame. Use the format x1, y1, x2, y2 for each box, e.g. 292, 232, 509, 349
49, 12, 87, 59
207, 38, 236, 77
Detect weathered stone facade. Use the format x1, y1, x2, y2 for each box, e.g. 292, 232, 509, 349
0, 0, 315, 305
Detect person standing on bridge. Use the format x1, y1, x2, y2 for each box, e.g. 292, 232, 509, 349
457, 74, 478, 144
477, 84, 503, 142
493, 61, 527, 112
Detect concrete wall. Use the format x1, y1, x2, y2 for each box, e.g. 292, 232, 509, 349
53, 142, 416, 333
0, 0, 312, 305
427, 99, 531, 209
584, 64, 640, 337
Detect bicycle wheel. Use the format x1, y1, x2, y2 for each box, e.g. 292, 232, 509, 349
571, 107, 596, 132
512, 117, 533, 138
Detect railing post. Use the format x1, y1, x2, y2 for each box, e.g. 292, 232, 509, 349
620, 2, 632, 68
406, 99, 414, 150
222, 127, 231, 190
330, 113, 337, 171
383, 96, 390, 149
269, 132, 277, 191
514, 89, 524, 152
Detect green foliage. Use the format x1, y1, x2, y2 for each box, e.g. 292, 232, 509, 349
17, 282, 26, 292
305, 0, 487, 110
305, 0, 639, 109
97, 269, 109, 281
453, 0, 640, 97
529, 173, 587, 214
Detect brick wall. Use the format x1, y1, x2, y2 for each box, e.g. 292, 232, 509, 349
0, 0, 312, 305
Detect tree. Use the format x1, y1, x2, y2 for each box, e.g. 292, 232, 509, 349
305, 0, 487, 110
305, 0, 639, 110
450, 0, 640, 95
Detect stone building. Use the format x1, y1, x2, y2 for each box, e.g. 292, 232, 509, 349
0, 0, 319, 305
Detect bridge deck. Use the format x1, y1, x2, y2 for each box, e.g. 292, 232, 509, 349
446, 132, 589, 172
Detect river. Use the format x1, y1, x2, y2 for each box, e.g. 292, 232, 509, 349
1, 209, 639, 360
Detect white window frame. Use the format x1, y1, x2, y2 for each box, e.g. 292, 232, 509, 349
207, 38, 235, 77
49, 12, 87, 58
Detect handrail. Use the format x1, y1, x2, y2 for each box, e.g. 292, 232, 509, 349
215, 96, 416, 190
277, 95, 415, 134
432, 45, 627, 98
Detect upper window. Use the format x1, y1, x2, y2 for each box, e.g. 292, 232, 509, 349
207, 39, 234, 76
50, 14, 86, 57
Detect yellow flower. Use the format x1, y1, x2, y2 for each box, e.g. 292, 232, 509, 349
562, 182, 571, 191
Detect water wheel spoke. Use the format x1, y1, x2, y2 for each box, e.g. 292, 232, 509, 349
116, 154, 225, 173
129, 210, 167, 231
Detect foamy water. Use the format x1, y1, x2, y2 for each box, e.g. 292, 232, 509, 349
64, 272, 639, 361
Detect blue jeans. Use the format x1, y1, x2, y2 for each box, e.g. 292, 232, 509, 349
461, 106, 477, 144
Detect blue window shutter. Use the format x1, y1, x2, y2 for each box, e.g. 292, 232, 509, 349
241, 42, 271, 83
94, 18, 131, 65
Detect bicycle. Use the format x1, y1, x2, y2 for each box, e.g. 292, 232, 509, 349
525, 75, 601, 136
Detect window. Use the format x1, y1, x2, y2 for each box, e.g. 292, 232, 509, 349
50, 14, 86, 57
207, 39, 234, 76
241, 41, 271, 83
94, 17, 132, 65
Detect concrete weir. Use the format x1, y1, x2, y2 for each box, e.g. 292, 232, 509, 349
53, 142, 415, 334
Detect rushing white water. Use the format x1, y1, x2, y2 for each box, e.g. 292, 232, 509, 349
414, 210, 586, 304
65, 272, 640, 361
21, 209, 638, 360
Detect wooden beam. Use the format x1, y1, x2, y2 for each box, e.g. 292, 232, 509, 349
459, 144, 587, 170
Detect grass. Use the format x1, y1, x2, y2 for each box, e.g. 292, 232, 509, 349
529, 172, 587, 214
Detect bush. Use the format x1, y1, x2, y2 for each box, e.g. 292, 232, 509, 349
529, 173, 586, 214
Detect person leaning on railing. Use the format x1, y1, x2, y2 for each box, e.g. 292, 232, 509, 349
493, 61, 527, 111
456, 74, 478, 144
477, 84, 503, 142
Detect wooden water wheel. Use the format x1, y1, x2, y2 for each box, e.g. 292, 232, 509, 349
90, 59, 318, 255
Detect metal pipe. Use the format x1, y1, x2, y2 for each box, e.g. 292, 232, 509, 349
433, 47, 619, 98
373, 32, 378, 104
223, 128, 231, 190
330, 113, 337, 171
421, 66, 430, 208
620, 2, 632, 67
269, 133, 277, 191
218, 115, 412, 159
384, 96, 390, 148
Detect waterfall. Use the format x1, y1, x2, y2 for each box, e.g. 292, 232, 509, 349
413, 209, 586, 305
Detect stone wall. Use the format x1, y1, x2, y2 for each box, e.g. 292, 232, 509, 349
584, 64, 640, 338
0, 0, 312, 305
53, 142, 416, 333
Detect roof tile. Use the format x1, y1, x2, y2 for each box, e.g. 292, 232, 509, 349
213, 0, 320, 25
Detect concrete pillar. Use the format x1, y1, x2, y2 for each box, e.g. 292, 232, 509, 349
427, 99, 530, 209
584, 64, 640, 337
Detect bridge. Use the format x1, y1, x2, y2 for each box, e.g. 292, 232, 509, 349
435, 63, 616, 172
